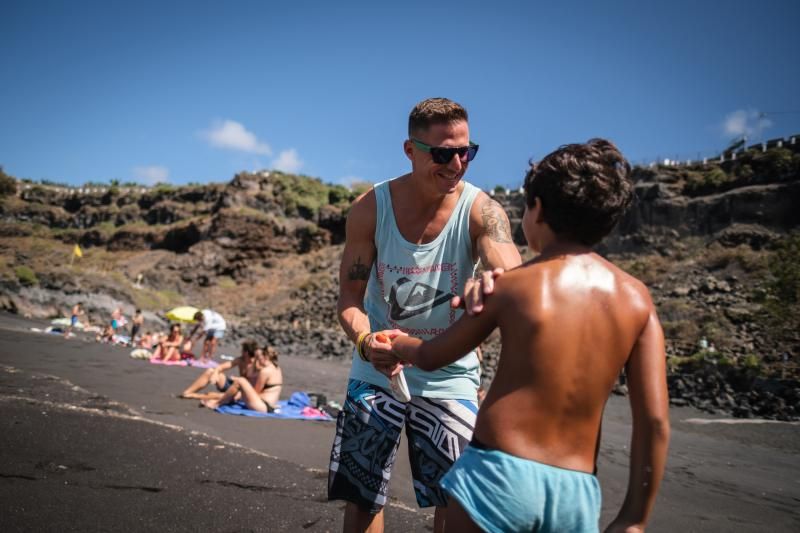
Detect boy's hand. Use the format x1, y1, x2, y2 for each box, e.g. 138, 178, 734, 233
450, 268, 505, 315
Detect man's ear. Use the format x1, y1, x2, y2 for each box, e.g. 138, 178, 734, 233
403, 139, 414, 161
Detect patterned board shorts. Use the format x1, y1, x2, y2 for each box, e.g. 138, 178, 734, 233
327, 379, 478, 513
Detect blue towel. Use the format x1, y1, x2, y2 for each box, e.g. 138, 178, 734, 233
214, 391, 333, 420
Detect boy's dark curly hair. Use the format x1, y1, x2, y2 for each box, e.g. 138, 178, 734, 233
523, 138, 633, 246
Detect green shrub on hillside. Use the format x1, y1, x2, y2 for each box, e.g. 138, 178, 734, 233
327, 184, 351, 206
756, 148, 795, 177
702, 243, 767, 273
683, 166, 730, 195
38, 178, 71, 188
662, 319, 699, 340
768, 232, 800, 304
0, 167, 17, 197
741, 354, 761, 370
270, 172, 360, 219
14, 265, 38, 286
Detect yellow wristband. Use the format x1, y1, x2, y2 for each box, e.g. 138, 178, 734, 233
355, 332, 370, 361
360, 333, 373, 362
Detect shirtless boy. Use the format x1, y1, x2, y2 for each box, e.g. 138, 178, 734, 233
374, 139, 670, 532
180, 340, 258, 400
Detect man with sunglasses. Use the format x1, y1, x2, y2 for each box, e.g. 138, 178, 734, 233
328, 97, 521, 533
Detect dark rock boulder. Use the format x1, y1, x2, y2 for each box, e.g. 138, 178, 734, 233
157, 222, 204, 253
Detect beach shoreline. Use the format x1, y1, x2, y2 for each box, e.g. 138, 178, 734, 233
1, 313, 798, 531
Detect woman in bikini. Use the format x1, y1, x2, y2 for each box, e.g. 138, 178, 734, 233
202, 345, 283, 412
180, 340, 259, 400
151, 324, 183, 362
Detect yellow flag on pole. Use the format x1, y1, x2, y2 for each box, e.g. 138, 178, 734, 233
73, 244, 83, 258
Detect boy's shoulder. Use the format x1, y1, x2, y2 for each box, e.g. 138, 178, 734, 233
604, 255, 654, 303
495, 253, 654, 309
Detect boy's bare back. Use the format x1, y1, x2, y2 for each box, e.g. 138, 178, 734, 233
476, 249, 657, 473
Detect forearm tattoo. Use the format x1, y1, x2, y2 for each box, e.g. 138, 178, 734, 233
481, 198, 513, 243
348, 256, 371, 280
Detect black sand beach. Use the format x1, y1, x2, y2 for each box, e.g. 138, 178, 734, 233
1, 313, 798, 532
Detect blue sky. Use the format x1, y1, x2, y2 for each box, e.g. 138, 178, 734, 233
1, 0, 798, 190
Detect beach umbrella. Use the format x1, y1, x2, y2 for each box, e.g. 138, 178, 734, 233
165, 306, 200, 323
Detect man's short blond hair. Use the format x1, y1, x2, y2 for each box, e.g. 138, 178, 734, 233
408, 97, 469, 137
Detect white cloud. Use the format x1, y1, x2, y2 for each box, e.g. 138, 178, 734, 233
200, 119, 272, 155
336, 175, 369, 187
722, 109, 772, 139
133, 165, 169, 185
272, 149, 303, 173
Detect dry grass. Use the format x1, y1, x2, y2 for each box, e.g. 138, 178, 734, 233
701, 243, 768, 273
615, 253, 674, 285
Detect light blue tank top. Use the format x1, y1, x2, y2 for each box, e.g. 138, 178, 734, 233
349, 178, 481, 400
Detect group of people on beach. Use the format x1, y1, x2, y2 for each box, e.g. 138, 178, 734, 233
66, 298, 285, 413
179, 339, 283, 413
326, 98, 670, 533
67, 302, 229, 365
143, 309, 229, 364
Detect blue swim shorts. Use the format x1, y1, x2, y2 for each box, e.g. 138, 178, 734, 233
205, 329, 225, 340
441, 440, 601, 533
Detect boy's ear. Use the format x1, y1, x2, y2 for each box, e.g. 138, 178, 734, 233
533, 197, 546, 223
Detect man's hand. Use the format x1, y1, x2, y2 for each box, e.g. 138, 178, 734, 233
366, 330, 407, 378
450, 268, 505, 315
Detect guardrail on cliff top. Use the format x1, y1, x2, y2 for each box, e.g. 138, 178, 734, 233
644, 134, 798, 168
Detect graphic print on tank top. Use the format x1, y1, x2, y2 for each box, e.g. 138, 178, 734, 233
377, 261, 459, 338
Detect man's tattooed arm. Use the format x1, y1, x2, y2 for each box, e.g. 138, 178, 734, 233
480, 198, 513, 243
348, 256, 371, 280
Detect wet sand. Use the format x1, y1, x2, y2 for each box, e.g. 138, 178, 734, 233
1, 313, 798, 532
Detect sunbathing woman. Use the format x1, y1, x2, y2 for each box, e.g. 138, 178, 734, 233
152, 324, 183, 362
202, 345, 283, 412
180, 340, 259, 400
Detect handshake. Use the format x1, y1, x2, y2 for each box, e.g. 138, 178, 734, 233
362, 330, 410, 378
364, 330, 414, 403
365, 267, 505, 378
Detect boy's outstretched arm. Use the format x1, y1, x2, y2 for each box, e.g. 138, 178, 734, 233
389, 288, 500, 372
606, 307, 670, 533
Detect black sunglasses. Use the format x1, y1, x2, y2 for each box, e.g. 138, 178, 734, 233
411, 138, 479, 165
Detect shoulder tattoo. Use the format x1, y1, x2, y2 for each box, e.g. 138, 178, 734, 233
480, 198, 513, 243
348, 256, 371, 281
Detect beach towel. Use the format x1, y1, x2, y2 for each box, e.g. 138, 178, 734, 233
107, 334, 130, 346
214, 392, 333, 421
51, 317, 85, 330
